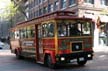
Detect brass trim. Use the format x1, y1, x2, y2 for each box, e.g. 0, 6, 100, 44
41, 20, 56, 24
43, 48, 55, 50
58, 36, 92, 39
55, 21, 58, 55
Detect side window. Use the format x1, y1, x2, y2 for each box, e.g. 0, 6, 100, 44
58, 22, 67, 37
57, 21, 91, 37
10, 31, 15, 39
47, 23, 54, 37
57, 21, 82, 37
82, 22, 91, 35
29, 26, 35, 38
42, 22, 54, 37
20, 29, 25, 38
26, 26, 35, 38
15, 30, 20, 39
38, 25, 42, 38
27, 27, 31, 38
23, 28, 26, 38
69, 23, 81, 36
19, 29, 22, 38
25, 27, 28, 38
42, 24, 47, 37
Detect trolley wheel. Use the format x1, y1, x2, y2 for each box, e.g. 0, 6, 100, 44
46, 55, 56, 69
15, 50, 23, 59
77, 57, 87, 66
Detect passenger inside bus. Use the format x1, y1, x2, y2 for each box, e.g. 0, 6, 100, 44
58, 22, 82, 36
70, 24, 81, 36
58, 25, 67, 36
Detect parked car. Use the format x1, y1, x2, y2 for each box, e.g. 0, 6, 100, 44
0, 41, 4, 49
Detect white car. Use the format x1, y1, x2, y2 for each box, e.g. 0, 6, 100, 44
0, 41, 4, 49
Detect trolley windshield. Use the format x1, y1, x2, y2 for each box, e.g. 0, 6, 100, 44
57, 20, 92, 37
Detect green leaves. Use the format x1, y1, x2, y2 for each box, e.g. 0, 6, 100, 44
0, 1, 17, 20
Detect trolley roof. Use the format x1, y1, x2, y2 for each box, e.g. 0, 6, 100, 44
17, 11, 92, 25
10, 11, 92, 30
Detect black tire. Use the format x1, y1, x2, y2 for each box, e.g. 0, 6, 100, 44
77, 57, 87, 66
15, 50, 23, 59
46, 55, 56, 69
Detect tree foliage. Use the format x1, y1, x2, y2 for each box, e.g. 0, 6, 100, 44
11, 0, 28, 20
0, 0, 28, 21
0, 1, 17, 20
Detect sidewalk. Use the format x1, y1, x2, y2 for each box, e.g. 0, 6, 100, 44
93, 45, 108, 52
0, 50, 13, 56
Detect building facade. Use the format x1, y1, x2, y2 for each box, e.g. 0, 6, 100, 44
25, 0, 108, 21
12, 0, 108, 46
11, 0, 108, 22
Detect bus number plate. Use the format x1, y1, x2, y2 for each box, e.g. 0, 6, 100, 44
79, 57, 84, 61
70, 59, 77, 62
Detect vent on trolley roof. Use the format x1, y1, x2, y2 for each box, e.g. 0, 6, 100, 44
71, 42, 82, 51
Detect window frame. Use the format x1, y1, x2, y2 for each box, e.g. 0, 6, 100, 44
57, 20, 92, 37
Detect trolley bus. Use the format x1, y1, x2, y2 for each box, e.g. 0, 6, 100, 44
10, 11, 94, 68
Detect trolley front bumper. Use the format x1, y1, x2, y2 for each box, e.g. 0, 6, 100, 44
56, 51, 93, 64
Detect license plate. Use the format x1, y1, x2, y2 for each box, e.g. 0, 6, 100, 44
70, 59, 77, 62
79, 57, 84, 61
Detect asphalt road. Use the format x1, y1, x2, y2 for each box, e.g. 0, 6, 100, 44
0, 49, 108, 71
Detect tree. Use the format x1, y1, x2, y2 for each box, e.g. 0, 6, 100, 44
1, 2, 17, 19
0, 0, 16, 40
0, 0, 28, 27
11, 0, 28, 20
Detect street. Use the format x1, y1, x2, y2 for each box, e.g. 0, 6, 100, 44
0, 48, 108, 71
0, 0, 108, 71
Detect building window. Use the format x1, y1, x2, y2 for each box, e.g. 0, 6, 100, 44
85, 0, 94, 4
61, 0, 67, 9
35, 11, 38, 17
43, 6, 48, 14
39, 0, 42, 4
33, 12, 35, 19
51, 4, 53, 12
26, 12, 29, 19
31, 13, 33, 19
39, 8, 43, 16
35, 0, 38, 6
29, 12, 32, 19
69, 0, 76, 6
54, 1, 59, 11
30, 1, 34, 8
29, 2, 32, 9
43, 0, 47, 2
33, 0, 35, 7
100, 0, 108, 6
48, 4, 53, 12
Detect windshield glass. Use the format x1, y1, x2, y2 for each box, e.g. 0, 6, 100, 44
57, 20, 91, 37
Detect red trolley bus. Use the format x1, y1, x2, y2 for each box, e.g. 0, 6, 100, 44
10, 11, 93, 68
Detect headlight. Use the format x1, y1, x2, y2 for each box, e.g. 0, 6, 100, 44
61, 57, 65, 61
88, 54, 91, 57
